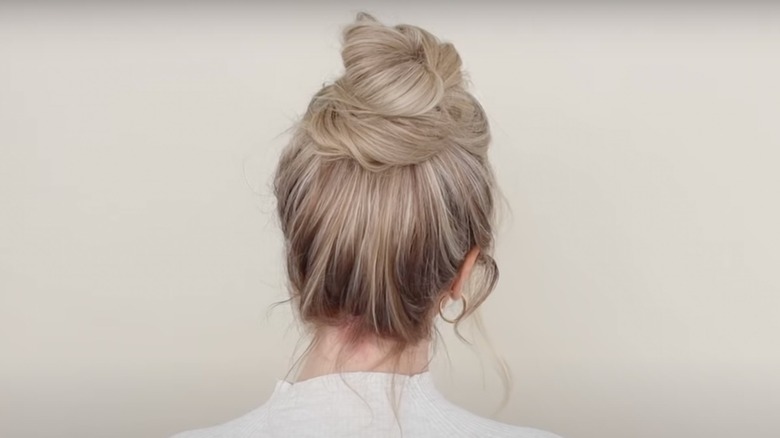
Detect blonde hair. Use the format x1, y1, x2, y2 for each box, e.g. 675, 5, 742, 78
274, 12, 499, 363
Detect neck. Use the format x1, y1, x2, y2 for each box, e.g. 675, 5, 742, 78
295, 326, 431, 382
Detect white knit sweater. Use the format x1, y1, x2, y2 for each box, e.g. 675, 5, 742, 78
171, 371, 562, 438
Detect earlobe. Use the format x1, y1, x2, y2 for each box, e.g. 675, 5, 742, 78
449, 246, 481, 300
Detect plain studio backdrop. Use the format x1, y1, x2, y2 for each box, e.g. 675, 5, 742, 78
1, 2, 779, 438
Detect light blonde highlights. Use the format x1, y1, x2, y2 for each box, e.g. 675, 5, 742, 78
274, 12, 500, 365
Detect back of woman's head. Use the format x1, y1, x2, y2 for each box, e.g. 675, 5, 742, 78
274, 12, 499, 351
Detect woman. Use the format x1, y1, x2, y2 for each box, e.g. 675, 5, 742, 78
173, 12, 561, 438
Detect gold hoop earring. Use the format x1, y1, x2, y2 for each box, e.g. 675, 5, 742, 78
439, 294, 468, 324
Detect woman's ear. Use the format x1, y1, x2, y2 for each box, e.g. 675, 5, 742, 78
449, 246, 481, 300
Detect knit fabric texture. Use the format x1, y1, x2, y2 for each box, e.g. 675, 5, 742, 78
171, 371, 562, 438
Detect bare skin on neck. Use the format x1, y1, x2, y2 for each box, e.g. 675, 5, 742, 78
295, 246, 481, 382
296, 326, 432, 382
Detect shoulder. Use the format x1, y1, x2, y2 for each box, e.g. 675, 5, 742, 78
169, 405, 267, 438
416, 391, 563, 438
455, 418, 565, 438
496, 426, 565, 438
451, 415, 564, 438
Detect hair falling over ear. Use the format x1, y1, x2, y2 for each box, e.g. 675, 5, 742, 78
273, 11, 501, 363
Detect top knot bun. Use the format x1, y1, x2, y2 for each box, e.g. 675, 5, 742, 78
301, 12, 490, 171
340, 12, 463, 117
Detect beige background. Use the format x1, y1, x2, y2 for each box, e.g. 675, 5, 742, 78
1, 2, 779, 438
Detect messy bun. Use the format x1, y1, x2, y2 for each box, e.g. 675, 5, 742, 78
303, 12, 491, 171
274, 13, 498, 349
